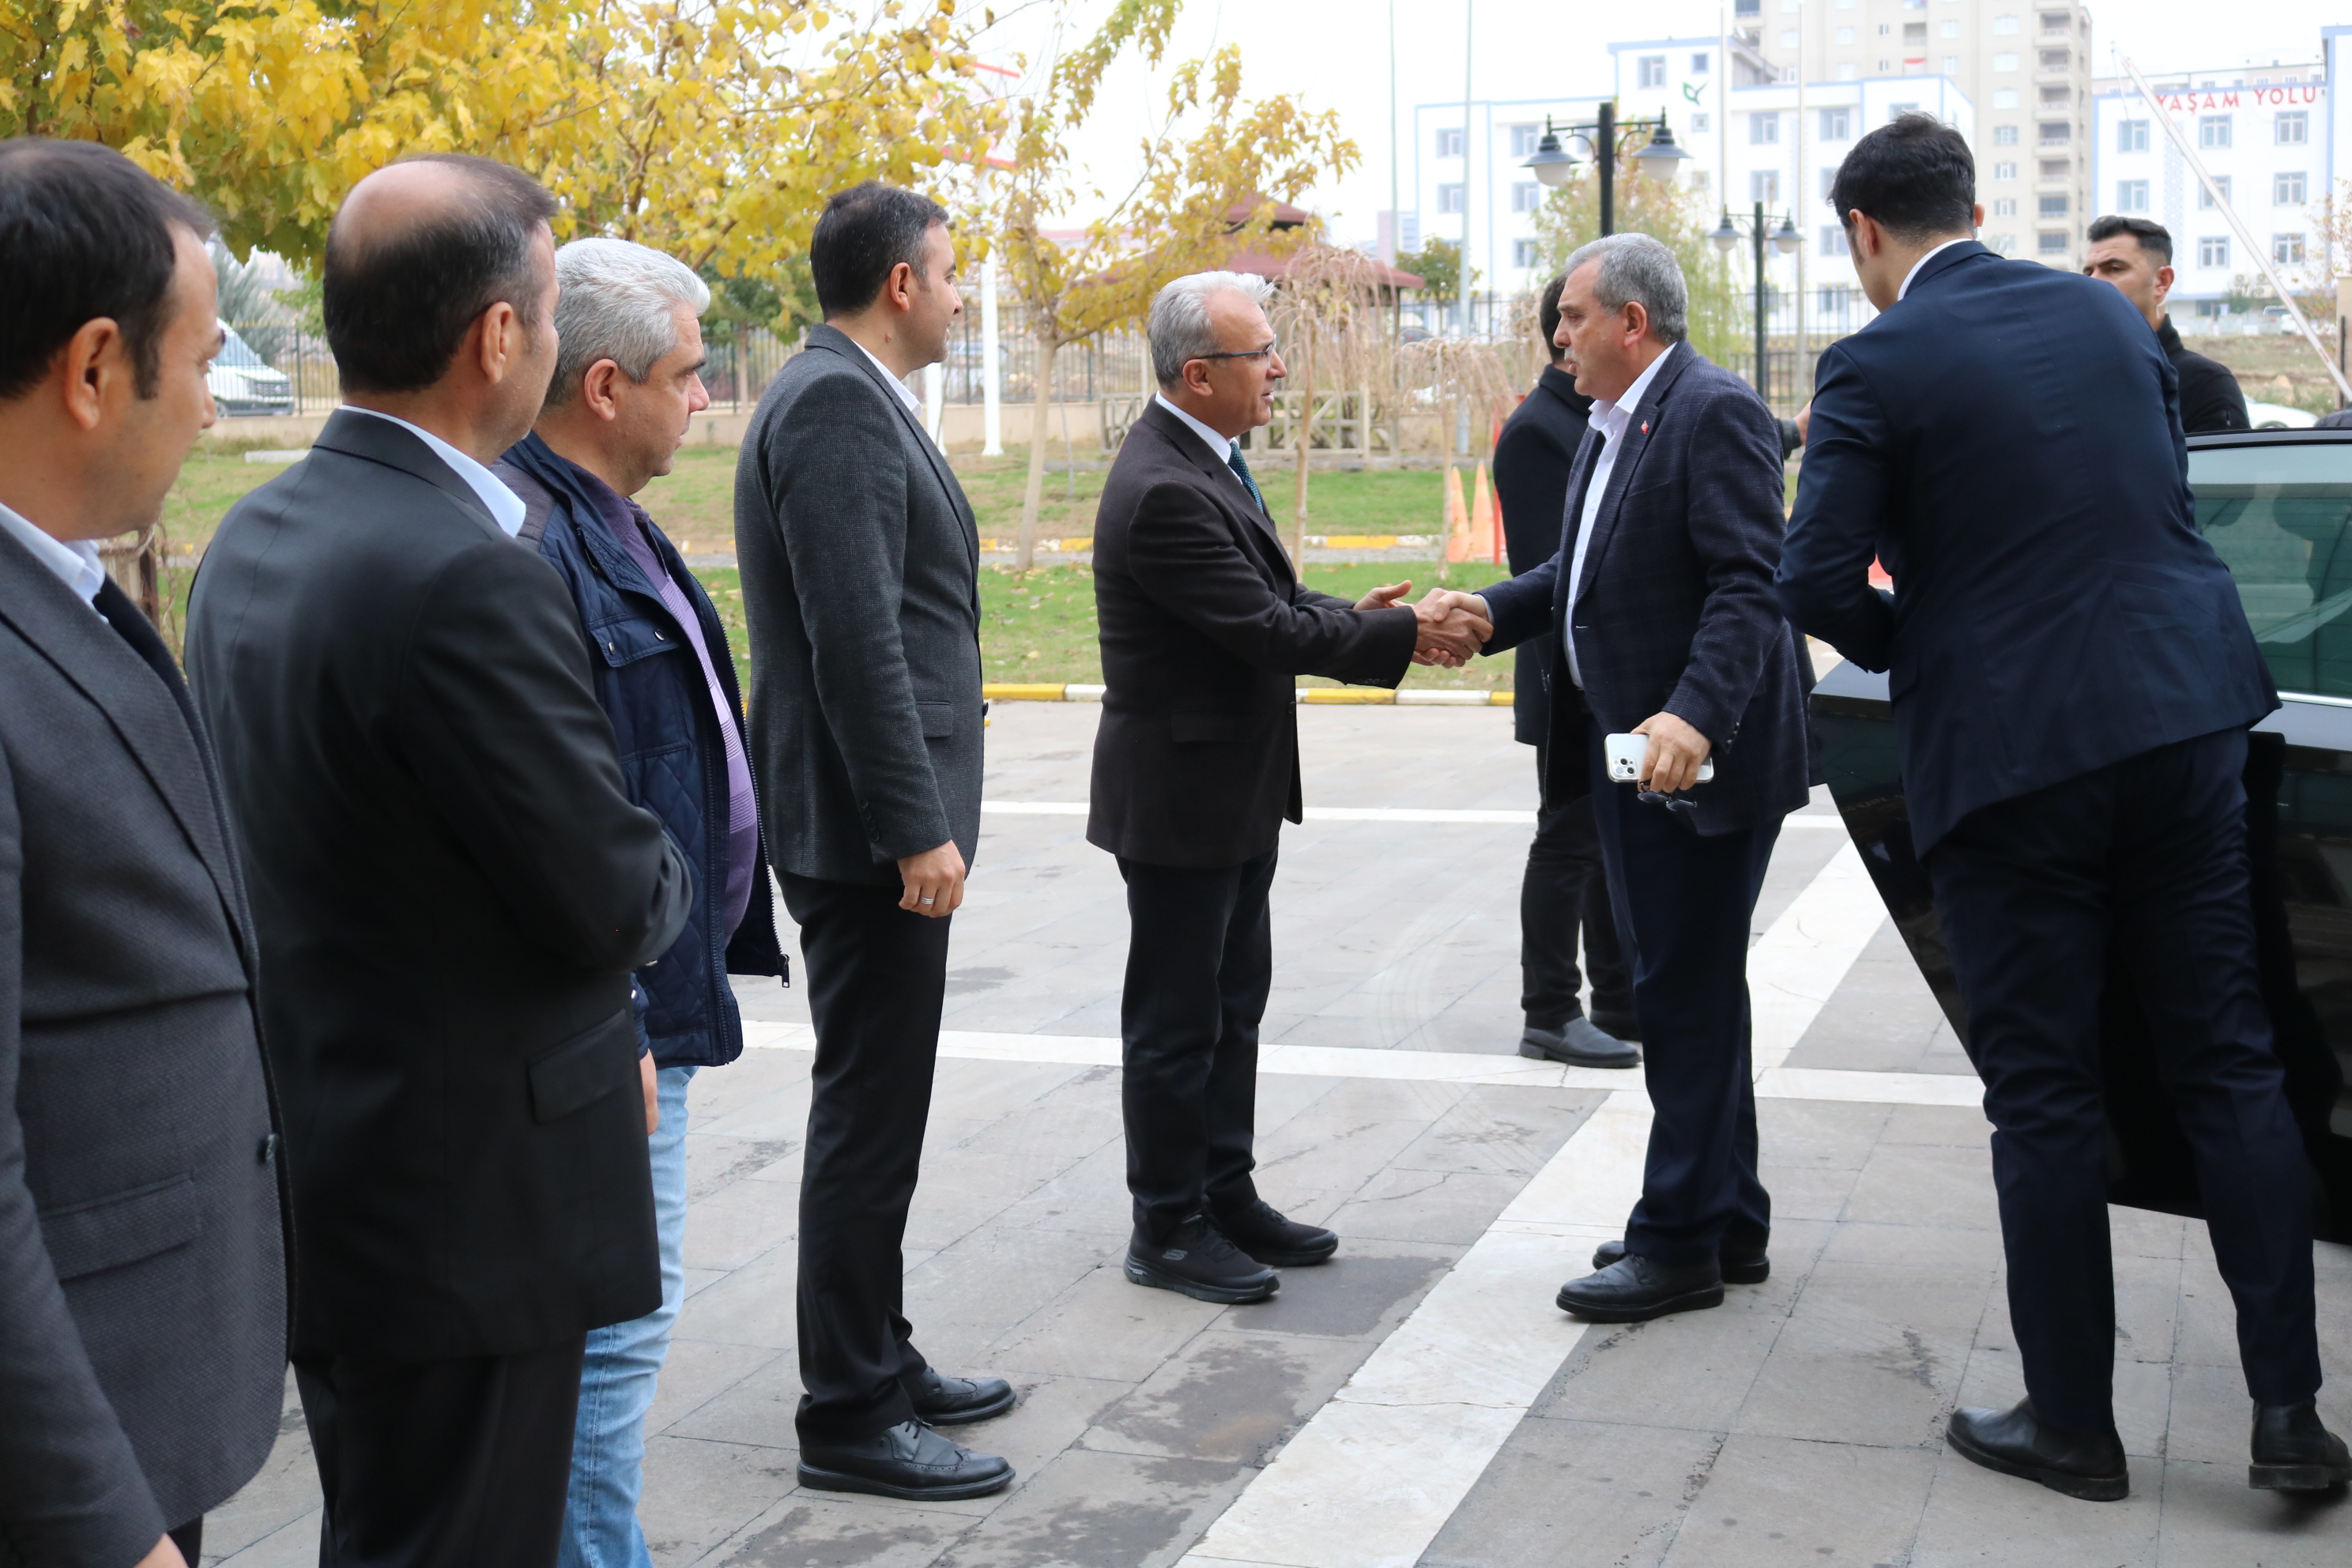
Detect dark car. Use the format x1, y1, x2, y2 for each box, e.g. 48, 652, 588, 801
1811, 428, 2352, 1240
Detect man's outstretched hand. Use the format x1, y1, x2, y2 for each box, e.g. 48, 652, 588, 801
1411, 587, 1492, 666
1355, 579, 1414, 612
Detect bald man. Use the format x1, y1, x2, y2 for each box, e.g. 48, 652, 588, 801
186, 156, 692, 1568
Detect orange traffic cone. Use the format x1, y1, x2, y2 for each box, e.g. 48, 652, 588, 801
1471, 462, 1498, 564
1443, 465, 1472, 563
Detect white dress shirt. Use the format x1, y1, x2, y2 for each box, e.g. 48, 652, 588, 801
1560, 341, 1679, 688
849, 338, 922, 413
0, 497, 106, 609
1897, 237, 1973, 302
1153, 392, 1235, 462
343, 406, 526, 537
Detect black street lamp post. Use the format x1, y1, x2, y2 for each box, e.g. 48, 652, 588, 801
1521, 104, 1693, 236
1712, 202, 1802, 404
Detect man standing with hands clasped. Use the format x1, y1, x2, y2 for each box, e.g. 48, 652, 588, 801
1447, 234, 1814, 1325
1090, 270, 1491, 1306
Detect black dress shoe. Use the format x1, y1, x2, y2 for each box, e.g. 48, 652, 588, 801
1555, 1253, 1723, 1322
797, 1419, 1015, 1501
911, 1366, 1016, 1426
2250, 1401, 2352, 1491
1946, 1400, 2127, 1502
1589, 1007, 1642, 1042
1214, 1197, 1338, 1266
1520, 1017, 1640, 1068
1591, 1235, 1769, 1285
1125, 1213, 1279, 1303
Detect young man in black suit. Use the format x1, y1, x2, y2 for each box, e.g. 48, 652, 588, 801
1090, 271, 1491, 1303
1492, 272, 1636, 1069
734, 183, 1015, 1502
1461, 234, 1815, 1325
0, 138, 285, 1568
187, 156, 695, 1566
2082, 215, 2251, 435
1781, 115, 2344, 1501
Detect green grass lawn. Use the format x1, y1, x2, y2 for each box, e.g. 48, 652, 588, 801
154, 446, 1512, 686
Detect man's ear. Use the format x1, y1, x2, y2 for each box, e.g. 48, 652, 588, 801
1623, 300, 1651, 343
582, 359, 624, 420
888, 261, 915, 313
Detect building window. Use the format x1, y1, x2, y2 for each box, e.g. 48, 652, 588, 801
2277, 172, 2308, 205
1510, 181, 1540, 213
1751, 111, 1780, 145
1940, 17, 1959, 36
1993, 125, 2019, 145
1988, 232, 2018, 254
1751, 170, 1781, 202
1994, 89, 2020, 107
1690, 169, 1711, 194
2198, 235, 2229, 268
1890, 102, 1920, 121
1820, 225, 1850, 257
2116, 179, 2148, 212
1993, 13, 2020, 33
2199, 175, 2231, 209
1994, 197, 2018, 216
1819, 107, 1852, 141
2040, 157, 2069, 179
1904, 22, 1926, 43
1995, 52, 2019, 72
2277, 111, 2309, 145
1994, 160, 2018, 179
1820, 168, 1838, 198
1944, 57, 1960, 75
2037, 231, 2068, 255
1512, 238, 1542, 267
2199, 115, 2231, 149
2275, 234, 2307, 266
1837, 62, 1857, 81
2039, 48, 2069, 70
2039, 194, 2069, 217
1836, 25, 1856, 43
1691, 113, 1711, 134
1437, 128, 1463, 157
2039, 9, 2069, 30
1638, 55, 1667, 88
1735, 0, 1758, 14
1438, 183, 1464, 214
2117, 119, 2147, 152
2037, 121, 2070, 145
1692, 52, 1710, 74
1508, 123, 1540, 156
1781, 29, 1800, 47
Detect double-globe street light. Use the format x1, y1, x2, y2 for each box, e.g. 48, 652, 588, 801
1712, 204, 1803, 405
1521, 102, 1692, 236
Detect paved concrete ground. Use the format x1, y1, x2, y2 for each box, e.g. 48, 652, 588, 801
205, 703, 2347, 1566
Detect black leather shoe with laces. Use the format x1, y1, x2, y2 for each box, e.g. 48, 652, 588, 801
910, 1366, 1016, 1426
1555, 1253, 1724, 1322
1590, 1235, 1769, 1284
1946, 1400, 2128, 1502
1214, 1197, 1338, 1267
1125, 1212, 1280, 1302
2250, 1401, 2352, 1491
797, 1419, 1015, 1500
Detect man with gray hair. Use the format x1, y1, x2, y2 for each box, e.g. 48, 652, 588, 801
1090, 268, 1491, 1302
1459, 232, 1815, 1324
493, 236, 786, 1567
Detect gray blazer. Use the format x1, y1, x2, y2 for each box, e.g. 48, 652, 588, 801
0, 530, 285, 1564
735, 324, 984, 884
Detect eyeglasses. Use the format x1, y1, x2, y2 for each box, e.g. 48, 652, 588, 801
1193, 341, 1280, 364
1637, 790, 1697, 815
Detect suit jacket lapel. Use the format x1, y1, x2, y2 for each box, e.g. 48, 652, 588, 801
1570, 346, 1698, 609
1142, 401, 1294, 576
0, 537, 253, 960
807, 325, 980, 570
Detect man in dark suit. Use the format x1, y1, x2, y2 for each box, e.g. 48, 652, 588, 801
187, 156, 695, 1566
1459, 234, 1814, 1325
0, 138, 285, 1568
1091, 270, 1491, 1305
2082, 214, 2251, 435
1780, 115, 2345, 1500
1493, 271, 1636, 1069
734, 182, 1014, 1502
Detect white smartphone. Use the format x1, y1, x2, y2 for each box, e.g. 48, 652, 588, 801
1605, 732, 1715, 785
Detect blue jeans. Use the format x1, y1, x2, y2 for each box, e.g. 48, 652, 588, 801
560, 1065, 695, 1568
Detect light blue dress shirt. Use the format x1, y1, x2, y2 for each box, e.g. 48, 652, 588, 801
343, 406, 527, 537
0, 498, 107, 610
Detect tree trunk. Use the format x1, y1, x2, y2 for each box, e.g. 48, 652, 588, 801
1016, 331, 1060, 573
1289, 333, 1315, 568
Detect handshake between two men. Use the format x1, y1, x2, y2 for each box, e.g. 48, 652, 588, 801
1355, 581, 1494, 667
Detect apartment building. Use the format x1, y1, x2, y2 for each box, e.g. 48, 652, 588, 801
1742, 0, 2094, 266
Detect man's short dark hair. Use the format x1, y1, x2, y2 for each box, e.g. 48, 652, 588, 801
0, 138, 213, 402
323, 154, 558, 394
1538, 272, 1568, 362
1829, 113, 1976, 243
2087, 213, 2173, 268
810, 182, 951, 318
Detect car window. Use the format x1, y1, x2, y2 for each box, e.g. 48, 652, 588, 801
2195, 443, 2352, 697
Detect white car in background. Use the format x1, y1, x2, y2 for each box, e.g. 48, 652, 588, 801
207, 323, 295, 416
2247, 401, 2318, 431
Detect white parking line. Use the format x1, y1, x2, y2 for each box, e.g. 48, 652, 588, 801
980, 800, 1853, 829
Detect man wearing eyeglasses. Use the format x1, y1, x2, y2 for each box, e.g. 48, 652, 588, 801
1088, 270, 1491, 1304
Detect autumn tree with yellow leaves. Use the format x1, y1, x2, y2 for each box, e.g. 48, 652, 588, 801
989, 0, 1357, 570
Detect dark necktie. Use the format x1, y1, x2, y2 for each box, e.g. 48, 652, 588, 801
1227, 444, 1267, 514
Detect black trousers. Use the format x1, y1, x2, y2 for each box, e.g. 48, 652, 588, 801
781, 871, 950, 1442
1118, 851, 1277, 1242
1522, 739, 1633, 1027
293, 1336, 586, 1568
1586, 727, 1777, 1264
1924, 727, 2321, 1434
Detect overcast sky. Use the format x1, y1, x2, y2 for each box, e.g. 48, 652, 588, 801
971, 0, 2346, 240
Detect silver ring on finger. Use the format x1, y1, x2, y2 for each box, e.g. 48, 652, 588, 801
921, 896, 936, 906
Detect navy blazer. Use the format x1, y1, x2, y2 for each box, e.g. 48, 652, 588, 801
494, 435, 784, 1071
1775, 241, 2275, 853
1481, 345, 1815, 836
1494, 364, 1593, 745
